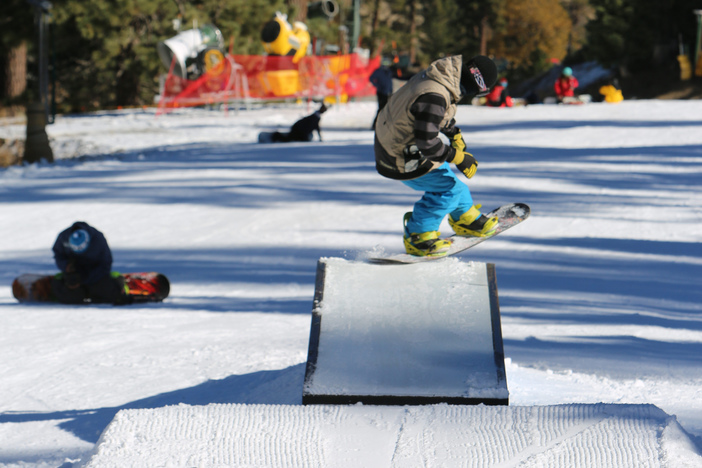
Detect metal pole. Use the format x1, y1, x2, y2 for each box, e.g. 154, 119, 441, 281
351, 0, 360, 52
695, 10, 702, 74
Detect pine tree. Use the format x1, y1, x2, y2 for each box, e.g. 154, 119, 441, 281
48, 0, 289, 112
585, 0, 698, 71
420, 0, 461, 61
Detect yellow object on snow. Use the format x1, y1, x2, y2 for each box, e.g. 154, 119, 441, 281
599, 85, 623, 103
677, 55, 692, 80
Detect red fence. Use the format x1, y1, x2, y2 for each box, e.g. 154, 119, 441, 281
158, 53, 380, 111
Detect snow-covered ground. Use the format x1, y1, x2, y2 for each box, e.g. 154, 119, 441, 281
1, 99, 701, 466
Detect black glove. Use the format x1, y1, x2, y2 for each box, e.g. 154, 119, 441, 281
64, 272, 81, 289
441, 118, 460, 139
64, 260, 80, 289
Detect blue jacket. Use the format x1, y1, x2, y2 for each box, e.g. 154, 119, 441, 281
53, 221, 113, 285
370, 66, 394, 96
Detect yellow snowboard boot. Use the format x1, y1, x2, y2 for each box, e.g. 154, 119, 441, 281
403, 212, 451, 257
449, 205, 498, 237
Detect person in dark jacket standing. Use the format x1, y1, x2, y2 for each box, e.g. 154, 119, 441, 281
374, 55, 498, 257
369, 59, 394, 127
52, 221, 128, 304
271, 104, 328, 142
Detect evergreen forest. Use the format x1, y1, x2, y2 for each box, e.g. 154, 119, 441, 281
1, 0, 700, 113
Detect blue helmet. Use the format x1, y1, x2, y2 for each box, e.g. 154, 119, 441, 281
562, 67, 573, 77
68, 229, 91, 254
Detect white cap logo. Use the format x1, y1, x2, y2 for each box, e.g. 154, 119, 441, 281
469, 66, 487, 93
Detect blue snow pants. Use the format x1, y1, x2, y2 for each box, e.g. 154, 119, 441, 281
401, 162, 474, 234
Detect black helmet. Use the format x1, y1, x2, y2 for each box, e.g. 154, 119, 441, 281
461, 55, 497, 98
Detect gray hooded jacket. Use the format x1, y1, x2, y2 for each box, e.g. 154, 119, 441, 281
374, 55, 463, 180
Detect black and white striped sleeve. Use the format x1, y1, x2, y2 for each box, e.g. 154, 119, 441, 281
409, 93, 455, 163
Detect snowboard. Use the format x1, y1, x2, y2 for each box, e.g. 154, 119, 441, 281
258, 131, 275, 143
545, 95, 592, 105
11, 272, 170, 304
367, 203, 530, 265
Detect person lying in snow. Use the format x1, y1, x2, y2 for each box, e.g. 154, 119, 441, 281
52, 221, 130, 304
485, 78, 513, 107
271, 104, 328, 142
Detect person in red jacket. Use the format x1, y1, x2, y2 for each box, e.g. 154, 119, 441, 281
554, 67, 579, 103
486, 78, 513, 107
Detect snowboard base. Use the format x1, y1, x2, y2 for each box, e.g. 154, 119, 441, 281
258, 131, 275, 143
368, 203, 530, 264
544, 94, 592, 105
12, 272, 170, 304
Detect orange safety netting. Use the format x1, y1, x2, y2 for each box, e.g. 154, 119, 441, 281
157, 53, 381, 112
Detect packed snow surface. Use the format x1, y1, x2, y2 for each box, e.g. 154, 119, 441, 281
86, 403, 694, 467
1, 100, 702, 466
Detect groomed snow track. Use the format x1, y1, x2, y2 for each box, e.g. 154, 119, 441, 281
82, 403, 701, 467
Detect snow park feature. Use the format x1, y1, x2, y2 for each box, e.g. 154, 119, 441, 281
303, 259, 508, 406
1, 100, 702, 466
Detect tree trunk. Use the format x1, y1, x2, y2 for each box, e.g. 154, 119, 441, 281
5, 42, 27, 100
480, 16, 489, 56
370, 0, 381, 48
289, 0, 309, 21
408, 0, 417, 64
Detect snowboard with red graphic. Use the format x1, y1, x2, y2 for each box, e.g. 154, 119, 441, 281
12, 272, 170, 304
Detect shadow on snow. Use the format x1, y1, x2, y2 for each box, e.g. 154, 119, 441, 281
0, 364, 306, 445
2, 139, 701, 213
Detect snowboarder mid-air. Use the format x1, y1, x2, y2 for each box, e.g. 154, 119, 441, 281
373, 54, 499, 257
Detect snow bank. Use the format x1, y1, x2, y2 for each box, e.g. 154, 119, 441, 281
82, 403, 701, 467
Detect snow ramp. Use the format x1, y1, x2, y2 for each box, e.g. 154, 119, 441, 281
303, 257, 508, 405
83, 403, 702, 467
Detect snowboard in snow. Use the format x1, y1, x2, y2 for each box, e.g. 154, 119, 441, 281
367, 203, 530, 264
12, 272, 170, 304
258, 131, 275, 143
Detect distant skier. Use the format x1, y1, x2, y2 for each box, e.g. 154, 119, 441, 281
271, 103, 328, 142
52, 221, 129, 304
374, 54, 499, 257
485, 78, 513, 107
369, 58, 394, 128
554, 67, 579, 103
